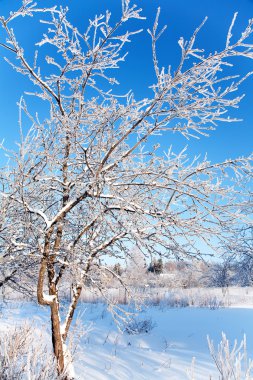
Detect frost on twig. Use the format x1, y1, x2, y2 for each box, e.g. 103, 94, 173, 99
207, 333, 253, 380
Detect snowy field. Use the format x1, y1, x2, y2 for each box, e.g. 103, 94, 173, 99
1, 287, 253, 379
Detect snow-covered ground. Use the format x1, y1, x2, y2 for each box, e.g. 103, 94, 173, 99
1, 287, 253, 379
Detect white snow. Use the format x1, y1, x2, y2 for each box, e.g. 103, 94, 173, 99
42, 293, 56, 303
1, 287, 253, 379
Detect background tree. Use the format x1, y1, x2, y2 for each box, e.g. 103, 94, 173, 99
204, 257, 234, 288
226, 226, 253, 286
0, 0, 253, 376
148, 258, 164, 275
113, 263, 123, 277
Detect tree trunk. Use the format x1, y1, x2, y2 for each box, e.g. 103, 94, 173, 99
50, 299, 66, 376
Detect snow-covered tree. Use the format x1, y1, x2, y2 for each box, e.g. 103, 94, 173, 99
0, 1, 253, 376
204, 257, 234, 288
226, 226, 253, 286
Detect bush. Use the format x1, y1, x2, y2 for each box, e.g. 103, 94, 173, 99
125, 317, 156, 335
0, 322, 66, 379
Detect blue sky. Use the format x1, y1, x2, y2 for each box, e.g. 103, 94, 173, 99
0, 0, 253, 162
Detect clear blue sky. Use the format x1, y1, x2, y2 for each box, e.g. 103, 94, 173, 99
0, 0, 253, 162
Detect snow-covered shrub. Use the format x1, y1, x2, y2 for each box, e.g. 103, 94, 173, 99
0, 322, 67, 379
209, 296, 225, 310
165, 292, 190, 308
157, 289, 223, 309
125, 317, 156, 335
207, 333, 253, 380
191, 294, 225, 310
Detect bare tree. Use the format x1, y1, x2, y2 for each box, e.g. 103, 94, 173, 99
0, 1, 253, 376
